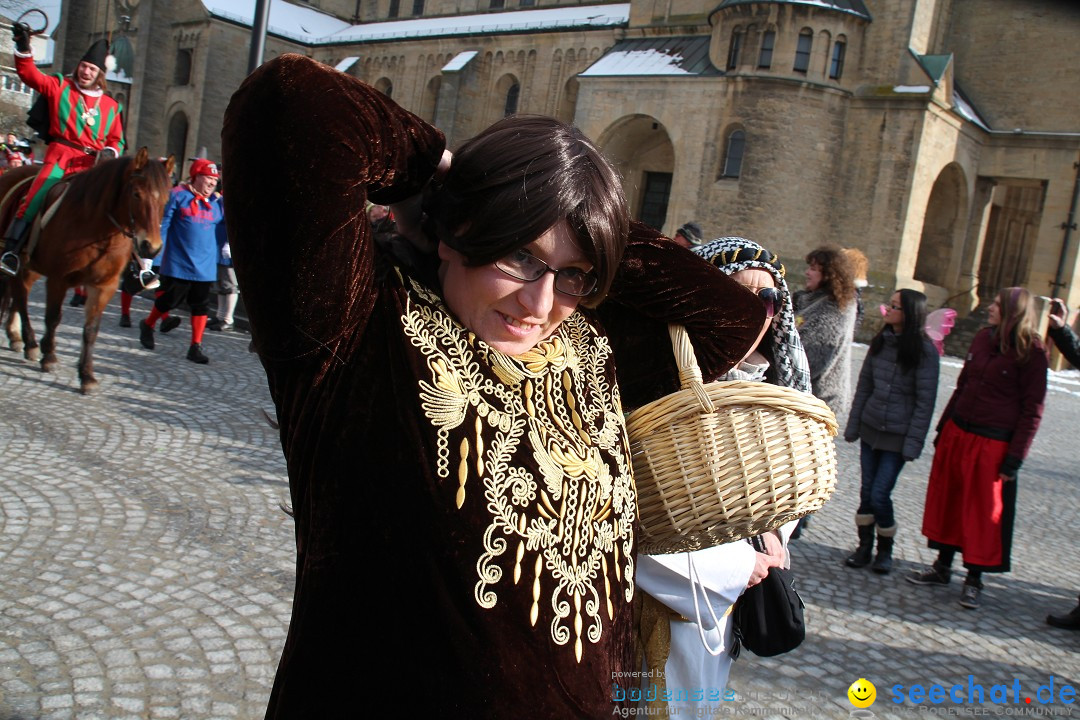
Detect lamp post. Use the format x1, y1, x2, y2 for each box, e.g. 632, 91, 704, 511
247, 0, 271, 75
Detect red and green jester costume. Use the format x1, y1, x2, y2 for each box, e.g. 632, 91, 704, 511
1, 36, 124, 276
14, 46, 124, 221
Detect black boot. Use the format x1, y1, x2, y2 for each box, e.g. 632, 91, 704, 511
186, 343, 209, 364
845, 516, 875, 568
0, 217, 30, 277
872, 525, 896, 574
1047, 596, 1080, 630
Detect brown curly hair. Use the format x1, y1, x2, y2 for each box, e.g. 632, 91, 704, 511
805, 245, 857, 309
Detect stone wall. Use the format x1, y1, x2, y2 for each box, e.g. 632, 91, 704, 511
944, 0, 1080, 132
47, 0, 1080, 326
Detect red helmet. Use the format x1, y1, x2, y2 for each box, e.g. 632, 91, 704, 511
190, 158, 220, 179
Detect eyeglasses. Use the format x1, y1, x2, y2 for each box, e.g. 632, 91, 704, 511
494, 249, 598, 297
742, 285, 782, 318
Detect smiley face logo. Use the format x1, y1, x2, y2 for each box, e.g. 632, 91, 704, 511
848, 678, 876, 708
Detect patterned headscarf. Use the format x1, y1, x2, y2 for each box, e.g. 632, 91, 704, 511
692, 236, 813, 393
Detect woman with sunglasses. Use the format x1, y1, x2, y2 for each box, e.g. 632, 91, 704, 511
636, 236, 812, 717
222, 55, 763, 718
843, 289, 940, 574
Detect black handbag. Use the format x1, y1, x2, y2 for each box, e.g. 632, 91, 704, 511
731, 534, 805, 658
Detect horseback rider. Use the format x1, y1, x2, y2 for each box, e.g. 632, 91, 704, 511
0, 28, 125, 277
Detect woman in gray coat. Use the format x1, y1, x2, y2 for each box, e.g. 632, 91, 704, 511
792, 245, 858, 418
844, 289, 940, 573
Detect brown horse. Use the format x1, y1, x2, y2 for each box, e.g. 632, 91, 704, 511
0, 147, 175, 394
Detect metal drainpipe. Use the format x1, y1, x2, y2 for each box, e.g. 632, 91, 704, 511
1052, 155, 1080, 295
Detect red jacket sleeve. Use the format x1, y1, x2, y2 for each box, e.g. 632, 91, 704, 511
102, 96, 124, 154
15, 52, 59, 99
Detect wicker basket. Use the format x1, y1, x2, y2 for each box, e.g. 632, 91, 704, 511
626, 324, 838, 554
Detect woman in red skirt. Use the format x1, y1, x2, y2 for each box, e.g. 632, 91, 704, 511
908, 287, 1048, 609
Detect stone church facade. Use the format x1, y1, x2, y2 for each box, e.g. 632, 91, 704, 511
50, 0, 1080, 344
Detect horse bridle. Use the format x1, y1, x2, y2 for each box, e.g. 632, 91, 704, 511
106, 167, 153, 264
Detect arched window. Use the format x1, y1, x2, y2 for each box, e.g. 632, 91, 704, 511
720, 129, 745, 179
504, 82, 520, 116
173, 49, 192, 85
412, 0, 424, 15
793, 29, 813, 73
389, 0, 400, 16
726, 28, 743, 71
490, 0, 504, 8
829, 39, 846, 79
375, 77, 393, 98
166, 112, 189, 175
422, 76, 441, 123
758, 30, 775, 69
557, 76, 579, 124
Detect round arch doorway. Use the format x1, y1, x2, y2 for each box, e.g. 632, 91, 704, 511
598, 115, 674, 232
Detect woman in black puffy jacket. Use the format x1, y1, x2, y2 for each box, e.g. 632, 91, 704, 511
843, 289, 940, 574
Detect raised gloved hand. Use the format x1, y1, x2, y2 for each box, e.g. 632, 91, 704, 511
12, 23, 31, 53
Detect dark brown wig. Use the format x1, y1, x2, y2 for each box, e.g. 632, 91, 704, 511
425, 114, 629, 306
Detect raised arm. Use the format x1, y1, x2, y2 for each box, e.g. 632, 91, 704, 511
221, 54, 446, 365
1049, 324, 1080, 368
14, 51, 60, 99
595, 224, 765, 409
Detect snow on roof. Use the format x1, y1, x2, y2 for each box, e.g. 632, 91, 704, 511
581, 48, 693, 76
325, 4, 629, 43
203, 1, 627, 44
335, 56, 360, 72
203, 0, 351, 43
443, 51, 478, 72
952, 86, 991, 132
893, 85, 930, 93
580, 37, 718, 77
717, 0, 870, 20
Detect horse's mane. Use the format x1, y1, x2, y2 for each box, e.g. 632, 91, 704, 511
61, 155, 171, 210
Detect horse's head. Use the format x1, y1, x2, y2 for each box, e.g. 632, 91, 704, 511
123, 147, 175, 257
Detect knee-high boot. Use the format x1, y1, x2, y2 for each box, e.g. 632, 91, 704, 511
872, 524, 896, 574
0, 217, 30, 276
845, 514, 876, 568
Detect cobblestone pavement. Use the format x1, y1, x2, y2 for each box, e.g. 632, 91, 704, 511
1, 289, 1078, 719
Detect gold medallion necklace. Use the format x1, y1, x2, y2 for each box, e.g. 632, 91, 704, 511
79, 94, 101, 127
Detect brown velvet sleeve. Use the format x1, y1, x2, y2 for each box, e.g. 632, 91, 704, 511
596, 222, 766, 410
221, 53, 446, 365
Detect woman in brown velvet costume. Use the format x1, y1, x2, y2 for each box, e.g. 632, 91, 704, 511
222, 54, 763, 719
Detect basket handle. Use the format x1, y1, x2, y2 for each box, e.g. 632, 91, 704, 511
669, 324, 715, 414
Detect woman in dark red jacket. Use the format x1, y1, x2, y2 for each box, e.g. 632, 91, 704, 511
908, 287, 1047, 610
